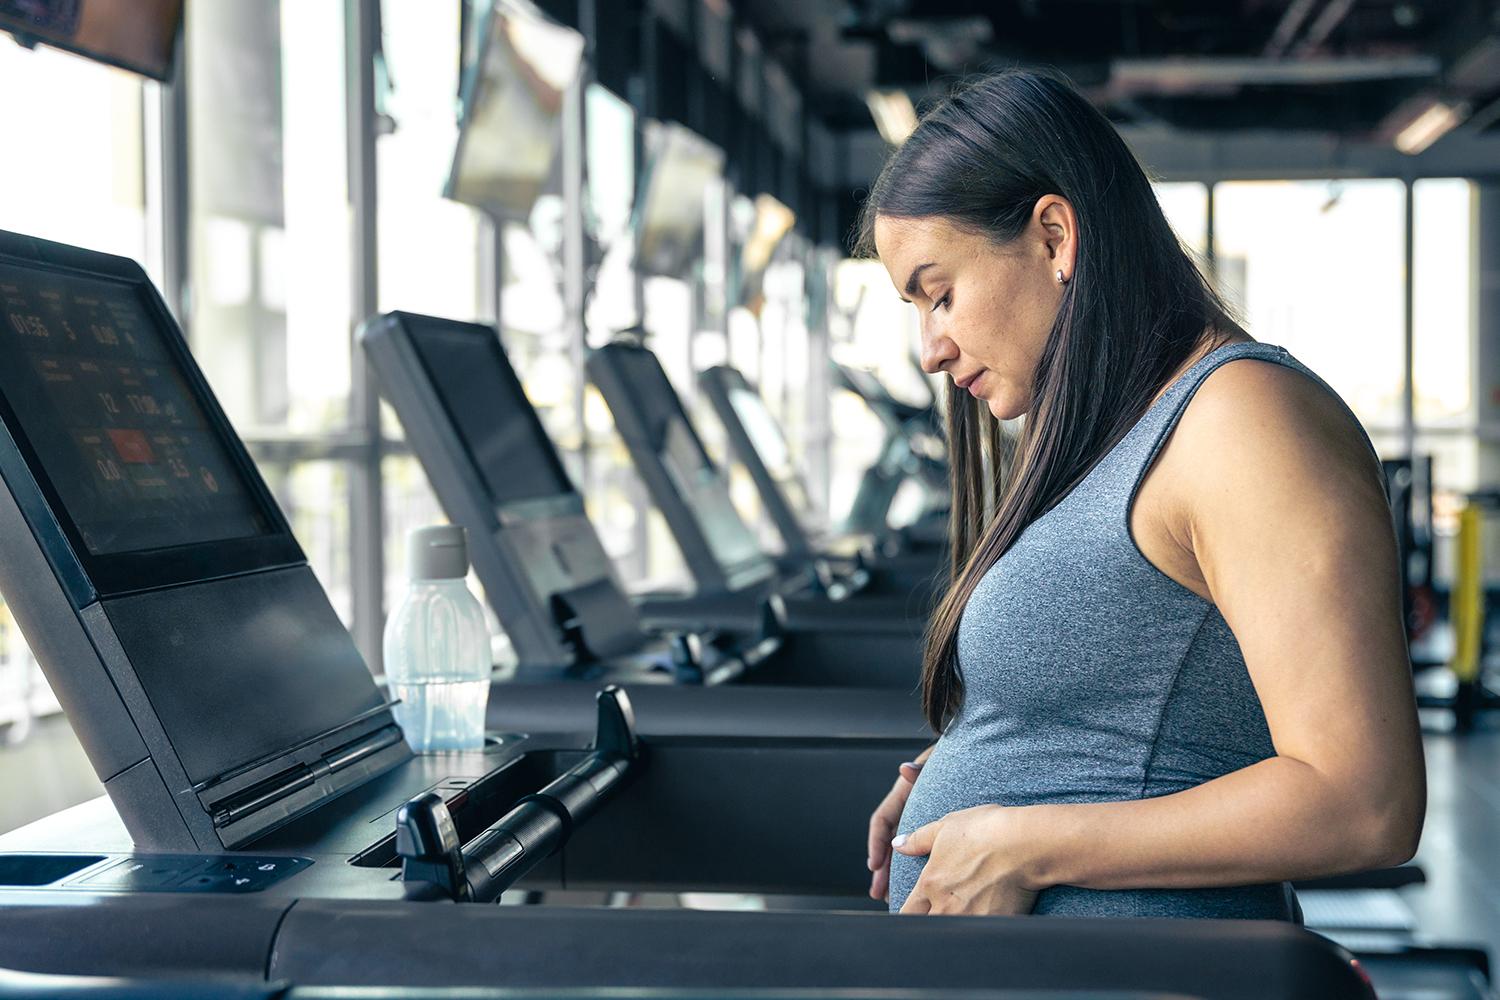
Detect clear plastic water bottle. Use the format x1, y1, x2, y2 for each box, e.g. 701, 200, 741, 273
384, 525, 491, 751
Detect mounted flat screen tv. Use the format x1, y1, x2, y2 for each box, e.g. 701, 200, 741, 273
634, 121, 725, 277
736, 193, 795, 315
446, 0, 584, 220
0, 0, 183, 80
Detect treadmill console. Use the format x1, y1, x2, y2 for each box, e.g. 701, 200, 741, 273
587, 340, 776, 595
699, 365, 820, 562
0, 262, 271, 556
360, 312, 647, 668
0, 230, 410, 851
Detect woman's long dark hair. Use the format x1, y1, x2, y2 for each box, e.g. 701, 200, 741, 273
858, 70, 1232, 734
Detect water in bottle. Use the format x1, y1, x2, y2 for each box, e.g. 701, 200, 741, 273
384, 525, 491, 751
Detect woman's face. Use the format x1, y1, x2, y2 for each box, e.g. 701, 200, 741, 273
873, 198, 1075, 420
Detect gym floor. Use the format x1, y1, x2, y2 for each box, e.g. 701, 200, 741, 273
3, 708, 1497, 955
1405, 710, 1500, 951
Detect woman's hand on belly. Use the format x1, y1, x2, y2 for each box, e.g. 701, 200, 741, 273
893, 804, 1043, 915
867, 751, 933, 901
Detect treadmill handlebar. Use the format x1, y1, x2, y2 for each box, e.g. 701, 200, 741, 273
397, 686, 642, 903
592, 682, 640, 759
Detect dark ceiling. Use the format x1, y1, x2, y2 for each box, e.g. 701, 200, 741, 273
733, 0, 1500, 140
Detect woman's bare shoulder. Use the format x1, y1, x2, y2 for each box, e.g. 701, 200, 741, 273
1169, 354, 1387, 525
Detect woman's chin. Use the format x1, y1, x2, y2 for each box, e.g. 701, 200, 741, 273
985, 393, 1028, 421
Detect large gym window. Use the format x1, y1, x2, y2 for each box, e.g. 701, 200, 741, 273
1154, 182, 1209, 263
1412, 179, 1480, 585
1213, 179, 1407, 429
1414, 179, 1476, 432
183, 0, 357, 626
186, 0, 353, 437
0, 36, 150, 269
376, 0, 487, 326
374, 0, 497, 625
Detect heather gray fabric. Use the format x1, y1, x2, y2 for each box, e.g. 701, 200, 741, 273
890, 342, 1356, 919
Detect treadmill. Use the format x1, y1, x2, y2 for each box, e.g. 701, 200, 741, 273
698, 362, 943, 597
0, 230, 1383, 1000
359, 310, 746, 686
586, 339, 931, 686
832, 361, 950, 552
363, 312, 920, 690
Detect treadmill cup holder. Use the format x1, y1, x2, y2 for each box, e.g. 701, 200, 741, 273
396, 686, 641, 903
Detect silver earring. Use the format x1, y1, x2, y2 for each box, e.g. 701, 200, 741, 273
1056, 269, 1067, 284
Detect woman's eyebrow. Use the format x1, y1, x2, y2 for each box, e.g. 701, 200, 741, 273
904, 262, 937, 298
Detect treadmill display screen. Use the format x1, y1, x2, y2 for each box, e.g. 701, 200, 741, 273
728, 386, 793, 479
610, 345, 711, 467
605, 346, 766, 575
0, 263, 273, 555
403, 318, 572, 507
728, 385, 812, 517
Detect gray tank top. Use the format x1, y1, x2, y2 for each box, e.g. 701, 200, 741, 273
889, 342, 1354, 918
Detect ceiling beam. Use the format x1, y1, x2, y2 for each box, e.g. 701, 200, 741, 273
1292, 0, 1356, 56
1109, 54, 1438, 95
1264, 0, 1320, 59
840, 124, 1500, 187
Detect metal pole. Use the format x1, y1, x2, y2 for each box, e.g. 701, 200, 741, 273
347, 0, 385, 669
624, 0, 651, 581
155, 48, 191, 329
705, 176, 730, 338
686, 276, 700, 401
806, 247, 833, 520
1403, 177, 1416, 459
481, 212, 504, 331
562, 72, 587, 451
631, 2, 651, 327
1204, 180, 1216, 282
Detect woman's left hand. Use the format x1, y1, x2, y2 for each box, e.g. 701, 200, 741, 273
892, 804, 1044, 915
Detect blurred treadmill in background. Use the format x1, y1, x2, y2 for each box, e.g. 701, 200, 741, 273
361, 312, 923, 691
832, 361, 951, 554
698, 363, 943, 599
586, 338, 933, 685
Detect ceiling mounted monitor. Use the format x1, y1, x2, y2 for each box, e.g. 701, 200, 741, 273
634, 121, 725, 277
446, 0, 584, 220
737, 193, 795, 315
0, 0, 183, 81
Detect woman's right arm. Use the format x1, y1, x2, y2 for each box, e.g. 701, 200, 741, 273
867, 744, 936, 901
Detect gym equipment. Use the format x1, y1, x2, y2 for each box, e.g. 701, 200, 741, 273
586, 339, 938, 678
0, 229, 1428, 1000
1427, 491, 1500, 730
365, 313, 925, 689
831, 361, 949, 549
698, 363, 943, 594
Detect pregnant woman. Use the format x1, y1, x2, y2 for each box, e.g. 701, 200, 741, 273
861, 71, 1425, 918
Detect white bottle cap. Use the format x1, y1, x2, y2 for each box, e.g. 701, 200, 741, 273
407, 525, 469, 580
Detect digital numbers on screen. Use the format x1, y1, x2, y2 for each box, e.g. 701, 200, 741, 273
8, 312, 50, 339
0, 264, 272, 555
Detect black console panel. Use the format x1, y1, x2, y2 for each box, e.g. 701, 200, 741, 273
0, 231, 409, 851
0, 852, 312, 894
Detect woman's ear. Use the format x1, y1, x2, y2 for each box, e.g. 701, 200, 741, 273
1032, 195, 1078, 282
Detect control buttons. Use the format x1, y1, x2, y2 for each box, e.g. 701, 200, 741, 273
71, 854, 312, 894
82, 858, 185, 890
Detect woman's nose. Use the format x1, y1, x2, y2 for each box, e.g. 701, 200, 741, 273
918, 327, 958, 374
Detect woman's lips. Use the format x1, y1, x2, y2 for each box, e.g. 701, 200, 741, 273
964, 371, 986, 397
